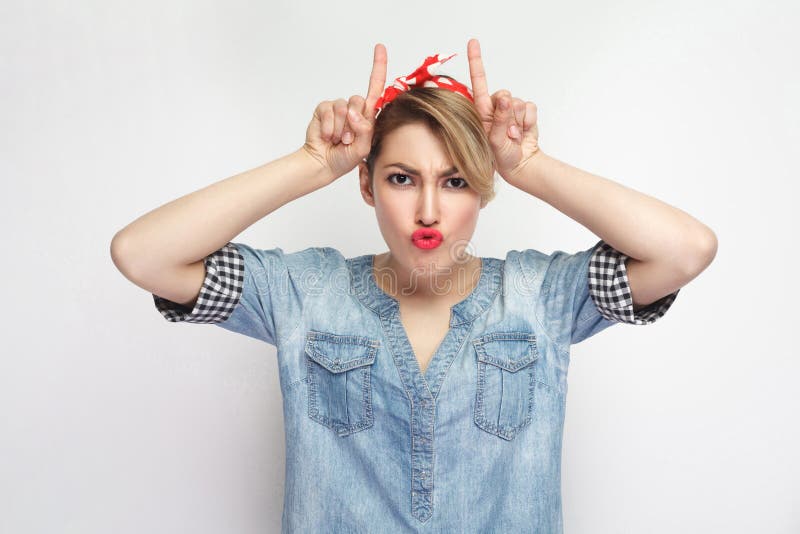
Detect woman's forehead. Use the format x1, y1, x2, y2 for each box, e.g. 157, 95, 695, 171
377, 123, 454, 169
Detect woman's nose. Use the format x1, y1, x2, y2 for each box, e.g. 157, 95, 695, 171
416, 184, 440, 225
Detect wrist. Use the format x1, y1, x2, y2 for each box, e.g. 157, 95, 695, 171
294, 145, 337, 186
503, 149, 549, 194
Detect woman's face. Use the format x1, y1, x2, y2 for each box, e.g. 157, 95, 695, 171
358, 122, 484, 287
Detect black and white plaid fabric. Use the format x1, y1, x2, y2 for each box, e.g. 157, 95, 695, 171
152, 242, 245, 323
153, 241, 677, 326
588, 241, 678, 324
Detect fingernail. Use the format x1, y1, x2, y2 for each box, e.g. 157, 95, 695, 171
348, 108, 360, 122
509, 124, 520, 139
342, 131, 353, 144
500, 99, 509, 110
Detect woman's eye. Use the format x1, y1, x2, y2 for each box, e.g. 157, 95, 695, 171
386, 174, 468, 189
387, 174, 412, 186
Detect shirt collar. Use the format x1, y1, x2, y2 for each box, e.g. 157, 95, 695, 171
347, 254, 503, 327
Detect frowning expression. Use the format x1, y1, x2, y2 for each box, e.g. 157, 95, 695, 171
359, 122, 483, 277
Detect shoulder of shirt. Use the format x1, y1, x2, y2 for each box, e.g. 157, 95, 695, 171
505, 241, 606, 266
503, 247, 558, 272
228, 243, 341, 267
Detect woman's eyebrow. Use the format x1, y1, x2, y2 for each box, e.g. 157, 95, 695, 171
383, 163, 459, 177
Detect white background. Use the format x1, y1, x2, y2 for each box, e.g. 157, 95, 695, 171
2, 0, 798, 532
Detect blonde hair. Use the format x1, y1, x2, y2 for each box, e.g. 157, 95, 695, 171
365, 86, 496, 206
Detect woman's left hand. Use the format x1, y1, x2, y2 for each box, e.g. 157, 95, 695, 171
468, 38, 541, 183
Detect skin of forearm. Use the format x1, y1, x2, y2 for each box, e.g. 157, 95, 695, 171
508, 151, 717, 273
111, 148, 332, 278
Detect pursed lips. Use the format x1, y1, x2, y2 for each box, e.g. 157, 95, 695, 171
411, 229, 443, 242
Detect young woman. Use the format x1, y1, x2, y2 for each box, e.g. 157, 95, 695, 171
111, 39, 716, 532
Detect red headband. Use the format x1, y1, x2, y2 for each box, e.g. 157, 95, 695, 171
373, 52, 474, 118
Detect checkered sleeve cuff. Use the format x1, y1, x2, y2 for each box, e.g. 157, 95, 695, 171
152, 242, 245, 323
588, 241, 679, 325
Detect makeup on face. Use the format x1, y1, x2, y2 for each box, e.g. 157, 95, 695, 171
370, 123, 481, 272
411, 228, 443, 249
384, 163, 460, 179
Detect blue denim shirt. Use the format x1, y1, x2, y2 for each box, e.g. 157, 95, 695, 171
153, 239, 678, 533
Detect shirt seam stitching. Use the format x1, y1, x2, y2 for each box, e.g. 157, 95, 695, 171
516, 251, 565, 357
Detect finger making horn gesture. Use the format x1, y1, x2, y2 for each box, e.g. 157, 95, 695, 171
302, 38, 541, 184
302, 44, 388, 182
467, 38, 542, 183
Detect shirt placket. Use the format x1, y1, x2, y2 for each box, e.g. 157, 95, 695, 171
411, 395, 435, 522
365, 255, 496, 526
380, 307, 442, 524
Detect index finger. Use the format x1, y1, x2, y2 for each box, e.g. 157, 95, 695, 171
467, 38, 490, 101
364, 43, 387, 118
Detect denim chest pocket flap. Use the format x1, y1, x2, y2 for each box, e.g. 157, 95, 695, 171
472, 332, 539, 441
304, 330, 380, 437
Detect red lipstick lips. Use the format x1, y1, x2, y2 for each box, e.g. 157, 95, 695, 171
411, 228, 443, 250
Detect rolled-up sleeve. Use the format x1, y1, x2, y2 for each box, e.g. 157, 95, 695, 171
588, 241, 680, 325
529, 239, 680, 346
153, 243, 244, 324
152, 242, 323, 346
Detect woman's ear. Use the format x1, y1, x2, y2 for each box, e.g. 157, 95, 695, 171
358, 162, 376, 207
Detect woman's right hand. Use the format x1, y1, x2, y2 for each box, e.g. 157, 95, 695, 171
301, 44, 388, 182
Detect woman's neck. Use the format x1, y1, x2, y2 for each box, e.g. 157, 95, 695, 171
372, 252, 482, 304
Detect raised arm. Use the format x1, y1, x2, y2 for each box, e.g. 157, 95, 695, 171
467, 37, 717, 309
111, 44, 388, 306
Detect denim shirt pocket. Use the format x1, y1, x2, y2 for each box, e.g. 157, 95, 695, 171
304, 330, 380, 437
472, 331, 539, 441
